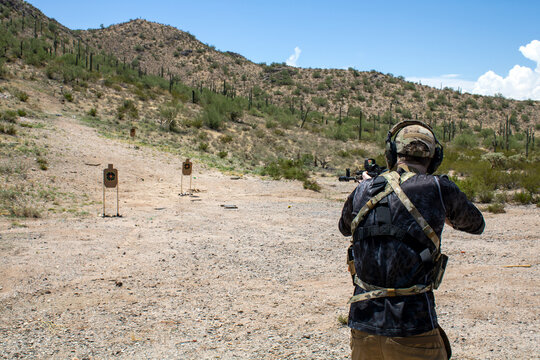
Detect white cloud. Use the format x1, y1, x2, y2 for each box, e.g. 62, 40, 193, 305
286, 47, 301, 67
473, 40, 540, 100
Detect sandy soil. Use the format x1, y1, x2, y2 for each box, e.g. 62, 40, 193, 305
0, 116, 539, 359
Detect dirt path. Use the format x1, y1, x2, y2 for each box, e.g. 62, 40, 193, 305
0, 116, 539, 359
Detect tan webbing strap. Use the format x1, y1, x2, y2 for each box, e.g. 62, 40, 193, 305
382, 172, 441, 250
348, 275, 433, 304
350, 183, 393, 236
350, 171, 416, 237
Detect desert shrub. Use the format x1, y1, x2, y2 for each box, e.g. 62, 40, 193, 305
168, 119, 182, 133
16, 90, 29, 102
219, 134, 233, 143
477, 189, 494, 203
63, 92, 73, 102
337, 314, 348, 326
254, 129, 265, 138
303, 178, 321, 192
350, 148, 369, 158
0, 123, 16, 135
218, 151, 227, 159
0, 60, 7, 79
453, 133, 477, 149
36, 157, 48, 170
327, 125, 352, 141
453, 177, 483, 200
87, 108, 97, 117
265, 120, 277, 129
338, 150, 350, 158
198, 142, 209, 151
520, 171, 539, 194
201, 105, 223, 130
1, 110, 18, 122
486, 202, 505, 214
513, 191, 533, 204
480, 152, 506, 169
11, 205, 41, 218
184, 117, 202, 128
262, 158, 309, 182
117, 100, 139, 120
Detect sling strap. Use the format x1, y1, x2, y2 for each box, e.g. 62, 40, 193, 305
348, 274, 433, 304
350, 171, 415, 237
382, 171, 441, 250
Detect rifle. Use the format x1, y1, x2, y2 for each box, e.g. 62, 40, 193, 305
338, 158, 386, 182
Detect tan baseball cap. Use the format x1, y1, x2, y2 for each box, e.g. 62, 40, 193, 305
395, 125, 436, 158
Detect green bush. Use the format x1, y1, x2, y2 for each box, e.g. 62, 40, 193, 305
87, 107, 97, 117
265, 120, 277, 129
1, 110, 18, 123
0, 123, 16, 135
220, 134, 233, 143
202, 105, 223, 130
36, 157, 48, 170
218, 151, 227, 158
513, 191, 532, 204
117, 100, 139, 120
0, 60, 7, 79
16, 90, 29, 102
481, 153, 506, 169
486, 202, 505, 214
453, 133, 477, 149
63, 92, 73, 102
198, 142, 209, 151
262, 158, 309, 182
477, 189, 494, 203
303, 178, 321, 192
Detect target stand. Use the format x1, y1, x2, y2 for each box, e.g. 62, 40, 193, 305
130, 127, 136, 148
180, 158, 193, 196
102, 164, 121, 217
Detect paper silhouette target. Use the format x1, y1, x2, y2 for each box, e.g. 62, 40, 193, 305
103, 164, 118, 188
182, 159, 192, 176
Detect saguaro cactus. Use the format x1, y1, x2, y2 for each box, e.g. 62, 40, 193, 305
358, 108, 363, 140
525, 127, 532, 157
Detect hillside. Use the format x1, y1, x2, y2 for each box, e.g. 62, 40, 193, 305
78, 19, 540, 130
1, 0, 539, 220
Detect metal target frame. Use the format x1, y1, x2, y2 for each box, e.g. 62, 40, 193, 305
181, 159, 193, 195
103, 164, 120, 217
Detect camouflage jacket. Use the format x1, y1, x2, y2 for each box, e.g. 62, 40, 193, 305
338, 168, 485, 337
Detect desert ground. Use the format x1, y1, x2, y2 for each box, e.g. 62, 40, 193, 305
0, 116, 538, 359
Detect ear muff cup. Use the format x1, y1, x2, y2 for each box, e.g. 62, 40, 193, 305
385, 120, 444, 174
427, 146, 443, 174
385, 133, 397, 170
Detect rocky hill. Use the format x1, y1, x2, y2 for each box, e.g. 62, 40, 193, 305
78, 19, 539, 130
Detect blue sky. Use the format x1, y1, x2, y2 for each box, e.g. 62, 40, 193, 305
27, 0, 540, 100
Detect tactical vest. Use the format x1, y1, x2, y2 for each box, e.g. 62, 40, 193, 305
347, 170, 448, 304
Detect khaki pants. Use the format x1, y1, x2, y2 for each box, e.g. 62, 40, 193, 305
350, 328, 448, 360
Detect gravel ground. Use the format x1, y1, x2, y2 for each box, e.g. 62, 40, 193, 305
0, 117, 538, 359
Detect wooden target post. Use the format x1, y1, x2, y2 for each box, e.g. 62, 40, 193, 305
181, 158, 193, 195
103, 164, 120, 217
130, 127, 136, 147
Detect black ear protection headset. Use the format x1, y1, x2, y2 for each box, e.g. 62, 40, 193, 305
385, 120, 443, 174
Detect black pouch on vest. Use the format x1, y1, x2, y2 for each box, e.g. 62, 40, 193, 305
347, 245, 356, 282
433, 253, 448, 289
